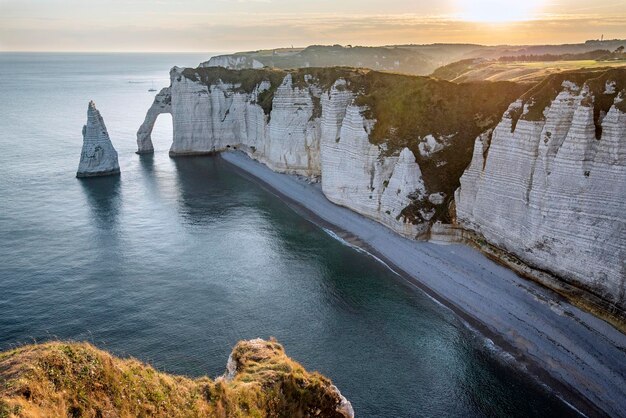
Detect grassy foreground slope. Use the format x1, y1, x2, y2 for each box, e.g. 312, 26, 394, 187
0, 340, 351, 418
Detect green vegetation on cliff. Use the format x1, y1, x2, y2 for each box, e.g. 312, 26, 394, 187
181, 66, 528, 224
430, 59, 489, 81
0, 340, 351, 418
514, 68, 626, 138
182, 66, 363, 118
353, 72, 527, 222
497, 48, 626, 62
175, 65, 625, 228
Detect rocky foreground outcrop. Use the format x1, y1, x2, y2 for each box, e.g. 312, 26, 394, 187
77, 101, 120, 178
137, 65, 625, 326
0, 339, 353, 418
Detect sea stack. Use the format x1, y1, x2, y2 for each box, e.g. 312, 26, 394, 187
76, 101, 120, 178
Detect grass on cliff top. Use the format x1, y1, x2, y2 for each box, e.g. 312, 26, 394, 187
430, 58, 489, 81
0, 340, 347, 418
181, 66, 364, 117
430, 55, 626, 84
182, 66, 525, 154
353, 71, 527, 221
182, 66, 366, 93
515, 67, 626, 138
181, 65, 529, 224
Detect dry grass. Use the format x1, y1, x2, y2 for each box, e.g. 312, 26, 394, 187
515, 67, 626, 122
432, 59, 626, 83
0, 340, 348, 418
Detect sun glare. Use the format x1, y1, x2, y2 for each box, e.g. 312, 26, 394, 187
456, 0, 543, 22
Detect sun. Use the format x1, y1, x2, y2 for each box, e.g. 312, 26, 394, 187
456, 0, 543, 22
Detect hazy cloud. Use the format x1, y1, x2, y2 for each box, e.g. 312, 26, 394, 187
0, 1, 624, 51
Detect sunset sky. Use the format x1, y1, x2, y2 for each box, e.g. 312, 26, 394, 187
1, 0, 625, 51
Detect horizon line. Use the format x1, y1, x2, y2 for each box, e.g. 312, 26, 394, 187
2, 38, 626, 55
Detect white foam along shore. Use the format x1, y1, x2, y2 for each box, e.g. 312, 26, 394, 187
220, 150, 626, 417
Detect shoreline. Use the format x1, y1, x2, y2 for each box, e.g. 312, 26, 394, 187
219, 150, 626, 418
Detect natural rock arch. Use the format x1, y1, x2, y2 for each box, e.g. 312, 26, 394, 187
136, 87, 172, 154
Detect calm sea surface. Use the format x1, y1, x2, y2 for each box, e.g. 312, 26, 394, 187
0, 53, 577, 417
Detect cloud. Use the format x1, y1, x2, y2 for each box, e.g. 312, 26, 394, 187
0, 7, 624, 51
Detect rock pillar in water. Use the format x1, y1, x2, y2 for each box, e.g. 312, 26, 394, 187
76, 101, 120, 178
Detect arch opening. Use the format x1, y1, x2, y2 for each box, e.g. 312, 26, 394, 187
150, 113, 173, 152
136, 87, 172, 154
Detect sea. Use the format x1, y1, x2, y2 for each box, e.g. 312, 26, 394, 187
0, 52, 578, 417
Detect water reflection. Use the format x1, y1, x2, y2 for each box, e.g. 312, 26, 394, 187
138, 153, 155, 174
137, 153, 163, 199
173, 156, 242, 226
78, 175, 122, 230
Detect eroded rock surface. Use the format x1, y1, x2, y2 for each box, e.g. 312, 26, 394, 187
139, 66, 523, 237
77, 101, 120, 178
137, 88, 171, 154
138, 65, 626, 323
456, 72, 626, 312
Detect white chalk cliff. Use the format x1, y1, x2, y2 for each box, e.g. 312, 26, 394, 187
138, 68, 428, 238
455, 77, 626, 311
137, 88, 171, 154
77, 101, 120, 178
138, 66, 626, 319
201, 55, 264, 70
319, 84, 427, 237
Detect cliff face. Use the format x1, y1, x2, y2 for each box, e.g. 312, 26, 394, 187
201, 55, 264, 70
0, 340, 353, 418
138, 65, 625, 322
456, 69, 626, 312
160, 69, 322, 176
77, 101, 120, 177
318, 88, 428, 236
138, 66, 521, 238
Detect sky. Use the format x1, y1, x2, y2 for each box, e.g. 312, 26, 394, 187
1, 0, 625, 52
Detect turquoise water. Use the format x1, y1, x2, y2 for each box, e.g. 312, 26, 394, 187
0, 53, 577, 417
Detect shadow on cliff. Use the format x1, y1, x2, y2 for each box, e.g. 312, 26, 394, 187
78, 175, 122, 230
